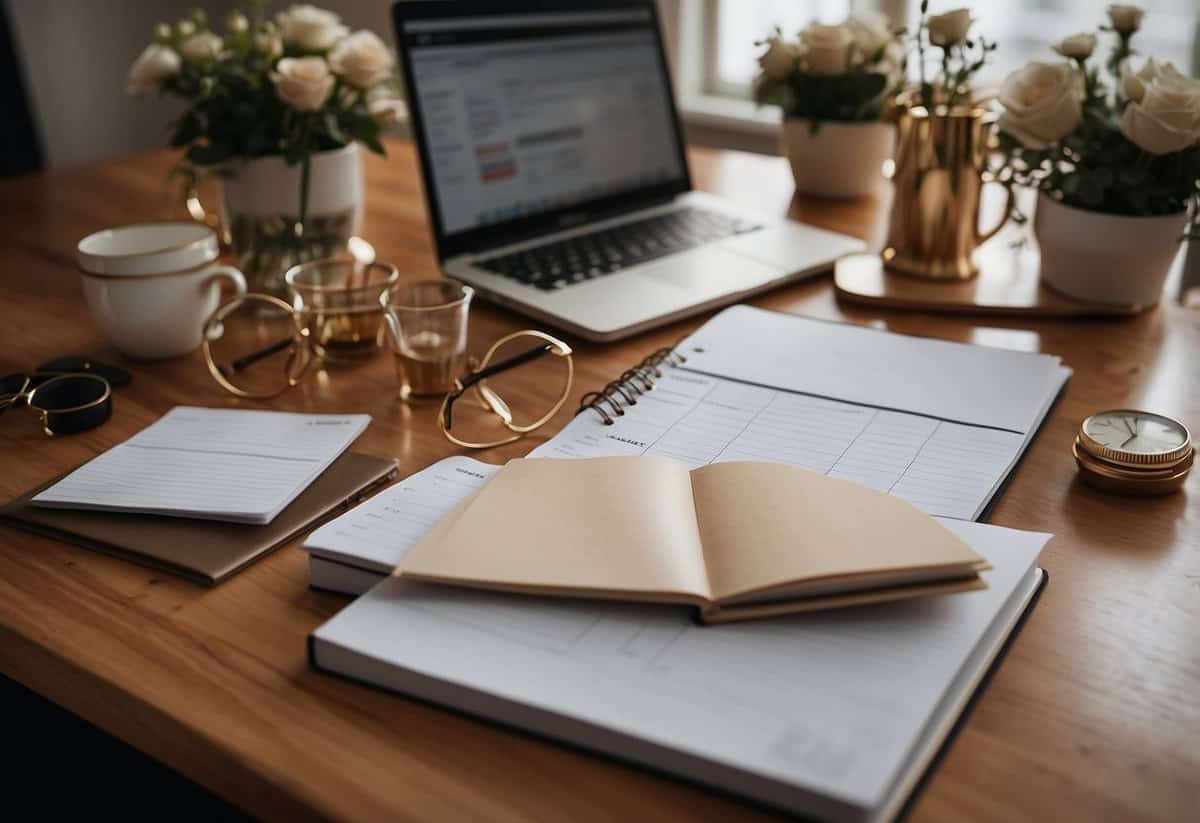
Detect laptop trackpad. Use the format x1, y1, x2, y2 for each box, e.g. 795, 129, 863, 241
637, 247, 779, 296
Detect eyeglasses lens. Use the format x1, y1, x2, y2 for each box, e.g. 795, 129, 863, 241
205, 296, 305, 397
28, 375, 112, 435
448, 333, 571, 444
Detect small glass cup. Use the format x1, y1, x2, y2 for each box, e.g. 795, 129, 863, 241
380, 280, 474, 400
285, 259, 399, 364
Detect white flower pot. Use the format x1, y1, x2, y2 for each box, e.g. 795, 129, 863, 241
780, 119, 894, 199
1034, 193, 1186, 307
216, 143, 364, 294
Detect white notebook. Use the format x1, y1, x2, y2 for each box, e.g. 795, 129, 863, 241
304, 305, 1069, 593
311, 520, 1051, 822
32, 407, 370, 525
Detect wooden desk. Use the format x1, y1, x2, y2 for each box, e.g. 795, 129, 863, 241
1, 141, 1197, 822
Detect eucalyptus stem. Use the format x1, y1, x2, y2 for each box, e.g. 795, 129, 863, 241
297, 115, 312, 244
917, 0, 931, 110
299, 152, 311, 233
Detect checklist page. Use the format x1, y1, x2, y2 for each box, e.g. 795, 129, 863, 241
305, 456, 499, 572
33, 407, 370, 524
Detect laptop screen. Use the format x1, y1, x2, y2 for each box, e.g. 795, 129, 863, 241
398, 5, 689, 257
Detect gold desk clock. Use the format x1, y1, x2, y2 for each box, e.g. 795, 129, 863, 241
1073, 410, 1193, 496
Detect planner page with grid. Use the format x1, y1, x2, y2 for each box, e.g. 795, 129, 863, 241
529, 366, 1058, 521
533, 306, 1069, 521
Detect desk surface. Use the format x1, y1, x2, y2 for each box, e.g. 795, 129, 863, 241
1, 141, 1197, 822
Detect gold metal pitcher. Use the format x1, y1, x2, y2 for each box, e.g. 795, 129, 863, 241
883, 105, 1011, 280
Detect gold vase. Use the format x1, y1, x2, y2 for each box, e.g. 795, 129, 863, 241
882, 105, 1011, 280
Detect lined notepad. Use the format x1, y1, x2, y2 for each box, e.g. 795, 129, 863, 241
33, 407, 370, 524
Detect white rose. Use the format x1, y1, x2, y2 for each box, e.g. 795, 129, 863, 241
255, 31, 283, 59
927, 9, 973, 48
126, 44, 181, 94
179, 32, 223, 63
998, 61, 1084, 148
225, 12, 249, 35
800, 23, 854, 77
1121, 58, 1187, 103
1120, 72, 1200, 154
367, 88, 407, 125
877, 40, 907, 88
328, 30, 394, 89
277, 4, 348, 51
757, 36, 800, 80
847, 13, 892, 61
1053, 33, 1097, 61
271, 56, 335, 111
1107, 4, 1144, 34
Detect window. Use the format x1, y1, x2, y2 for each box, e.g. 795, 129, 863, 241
690, 0, 1197, 103
708, 0, 853, 97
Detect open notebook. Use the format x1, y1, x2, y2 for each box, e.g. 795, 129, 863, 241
312, 519, 1051, 822
397, 457, 989, 623
305, 305, 1069, 594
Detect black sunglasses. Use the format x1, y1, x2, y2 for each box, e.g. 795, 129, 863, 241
0, 357, 129, 436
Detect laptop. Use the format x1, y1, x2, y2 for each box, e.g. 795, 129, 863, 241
393, 0, 865, 342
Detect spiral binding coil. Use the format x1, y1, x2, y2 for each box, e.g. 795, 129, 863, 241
576, 346, 687, 425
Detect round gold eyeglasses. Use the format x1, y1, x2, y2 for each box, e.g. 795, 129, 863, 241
202, 293, 314, 399
438, 329, 574, 450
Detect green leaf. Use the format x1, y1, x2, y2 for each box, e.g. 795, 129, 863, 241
186, 142, 232, 166
322, 110, 348, 145
359, 132, 385, 155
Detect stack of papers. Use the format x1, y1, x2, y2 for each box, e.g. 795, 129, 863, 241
305, 305, 1070, 594
33, 407, 370, 525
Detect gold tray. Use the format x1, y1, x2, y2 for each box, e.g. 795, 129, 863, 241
834, 242, 1148, 318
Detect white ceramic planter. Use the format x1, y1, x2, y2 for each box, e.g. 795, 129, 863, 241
215, 143, 364, 293
217, 142, 363, 223
1034, 193, 1186, 307
780, 118, 894, 199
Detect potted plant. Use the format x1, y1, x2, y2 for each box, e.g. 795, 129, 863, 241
127, 2, 406, 295
995, 4, 1200, 306
753, 14, 905, 199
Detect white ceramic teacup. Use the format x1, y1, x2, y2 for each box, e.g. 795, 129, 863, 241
77, 223, 246, 360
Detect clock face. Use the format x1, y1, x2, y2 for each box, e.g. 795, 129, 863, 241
1082, 410, 1189, 455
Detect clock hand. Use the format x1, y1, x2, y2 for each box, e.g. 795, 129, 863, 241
1122, 418, 1136, 437
1121, 433, 1136, 448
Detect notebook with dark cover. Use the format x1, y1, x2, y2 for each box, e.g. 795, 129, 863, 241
1, 452, 398, 584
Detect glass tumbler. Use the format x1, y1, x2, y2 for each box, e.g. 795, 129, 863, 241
379, 280, 474, 399
285, 259, 399, 364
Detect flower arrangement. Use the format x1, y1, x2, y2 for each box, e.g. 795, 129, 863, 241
752, 13, 905, 129
908, 3, 996, 111
127, 3, 404, 227
995, 4, 1200, 222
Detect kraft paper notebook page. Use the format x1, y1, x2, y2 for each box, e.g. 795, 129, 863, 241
395, 456, 990, 624
1, 453, 397, 585
31, 406, 370, 525
304, 305, 1068, 595
311, 519, 1051, 823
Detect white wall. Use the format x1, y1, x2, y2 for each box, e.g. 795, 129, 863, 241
7, 0, 398, 170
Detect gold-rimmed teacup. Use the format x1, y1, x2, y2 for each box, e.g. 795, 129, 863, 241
77, 223, 247, 360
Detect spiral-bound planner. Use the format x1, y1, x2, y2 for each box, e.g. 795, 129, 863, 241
305, 305, 1070, 595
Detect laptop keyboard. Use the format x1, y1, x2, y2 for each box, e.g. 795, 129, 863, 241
475, 207, 763, 291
